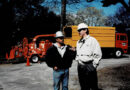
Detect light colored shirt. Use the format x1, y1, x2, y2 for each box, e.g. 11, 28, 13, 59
76, 35, 102, 65
54, 43, 67, 58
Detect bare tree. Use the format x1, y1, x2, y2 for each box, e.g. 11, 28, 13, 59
66, 7, 107, 26
41, 0, 130, 31
42, 0, 81, 31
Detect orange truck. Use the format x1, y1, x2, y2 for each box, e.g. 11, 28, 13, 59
6, 34, 55, 63
63, 26, 128, 57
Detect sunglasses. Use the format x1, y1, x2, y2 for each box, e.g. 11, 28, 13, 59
57, 37, 64, 39
78, 29, 84, 32
78, 28, 87, 32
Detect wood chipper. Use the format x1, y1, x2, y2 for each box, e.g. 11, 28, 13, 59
26, 34, 55, 63
6, 34, 55, 63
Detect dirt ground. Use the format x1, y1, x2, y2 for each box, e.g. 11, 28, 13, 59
0, 54, 130, 90
98, 63, 130, 90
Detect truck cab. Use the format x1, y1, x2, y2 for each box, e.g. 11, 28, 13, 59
115, 33, 128, 57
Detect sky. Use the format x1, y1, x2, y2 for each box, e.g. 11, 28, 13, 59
87, 1, 123, 16
66, 0, 125, 16
43, 0, 128, 16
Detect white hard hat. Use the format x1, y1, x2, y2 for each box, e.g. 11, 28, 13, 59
77, 23, 88, 31
55, 31, 64, 38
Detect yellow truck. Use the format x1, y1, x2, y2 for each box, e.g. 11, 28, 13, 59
63, 26, 128, 57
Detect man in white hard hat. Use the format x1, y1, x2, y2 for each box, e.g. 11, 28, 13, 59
45, 31, 75, 90
76, 23, 102, 90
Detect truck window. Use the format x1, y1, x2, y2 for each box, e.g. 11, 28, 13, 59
64, 27, 72, 37
117, 35, 119, 40
120, 35, 126, 41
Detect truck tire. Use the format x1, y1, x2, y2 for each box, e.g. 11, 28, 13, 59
31, 55, 39, 63
115, 49, 122, 58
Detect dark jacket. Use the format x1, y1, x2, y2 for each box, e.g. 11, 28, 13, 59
45, 45, 76, 69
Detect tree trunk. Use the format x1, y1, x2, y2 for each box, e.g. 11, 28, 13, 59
60, 0, 66, 31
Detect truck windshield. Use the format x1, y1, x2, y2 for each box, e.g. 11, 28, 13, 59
120, 35, 127, 41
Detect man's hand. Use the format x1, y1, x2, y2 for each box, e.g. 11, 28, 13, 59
54, 66, 58, 70
93, 62, 98, 68
69, 47, 76, 51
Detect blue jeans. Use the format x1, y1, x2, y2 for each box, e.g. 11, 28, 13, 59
53, 69, 69, 90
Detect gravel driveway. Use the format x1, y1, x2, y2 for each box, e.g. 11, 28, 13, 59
0, 54, 130, 90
